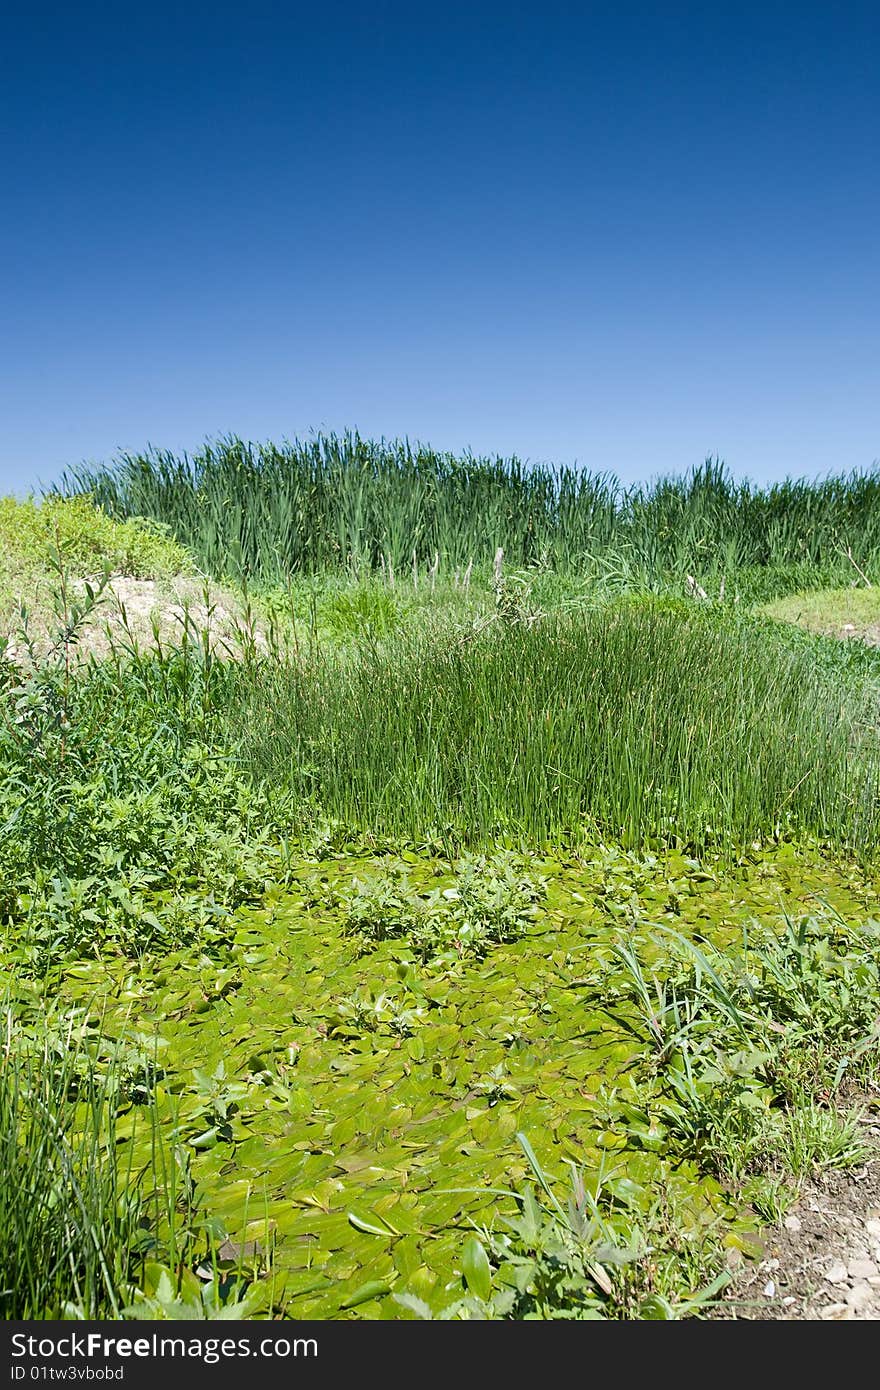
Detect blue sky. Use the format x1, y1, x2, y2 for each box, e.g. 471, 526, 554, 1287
1, 2, 877, 493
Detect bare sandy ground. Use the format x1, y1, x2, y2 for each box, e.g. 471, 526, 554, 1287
3, 573, 267, 662
720, 1131, 880, 1318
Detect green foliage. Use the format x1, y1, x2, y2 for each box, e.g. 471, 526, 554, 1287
124, 1265, 268, 1320
61, 436, 880, 597
0, 570, 298, 972
762, 584, 880, 637
0, 494, 191, 584
340, 867, 428, 944
321, 584, 403, 639
608, 913, 878, 1197
235, 599, 880, 855
476, 1139, 641, 1320
3, 830, 878, 1320
340, 853, 544, 959
3, 500, 880, 1322
397, 1135, 726, 1321
1, 1005, 276, 1319
0, 1017, 150, 1318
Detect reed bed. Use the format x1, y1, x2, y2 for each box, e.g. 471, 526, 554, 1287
61, 435, 880, 589
0, 1024, 146, 1319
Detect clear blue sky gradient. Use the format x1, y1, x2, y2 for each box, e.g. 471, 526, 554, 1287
2, 2, 877, 493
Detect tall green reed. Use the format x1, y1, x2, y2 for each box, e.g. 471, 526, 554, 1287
0, 1015, 151, 1319
62, 434, 880, 590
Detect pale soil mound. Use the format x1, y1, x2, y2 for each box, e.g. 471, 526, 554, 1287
4, 573, 266, 662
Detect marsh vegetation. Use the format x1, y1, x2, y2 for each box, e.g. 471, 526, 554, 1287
3, 440, 880, 1319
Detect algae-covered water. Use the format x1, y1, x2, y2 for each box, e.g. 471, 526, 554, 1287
31, 840, 880, 1317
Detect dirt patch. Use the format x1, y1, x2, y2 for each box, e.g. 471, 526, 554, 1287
719, 1116, 880, 1319
816, 621, 880, 647
4, 573, 266, 662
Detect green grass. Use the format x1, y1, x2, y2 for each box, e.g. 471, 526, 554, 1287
253, 571, 489, 651
1, 1008, 272, 1319
230, 598, 880, 855
0, 1016, 153, 1319
60, 434, 880, 595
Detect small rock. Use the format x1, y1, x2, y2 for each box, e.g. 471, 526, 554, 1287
782, 1296, 796, 1307
820, 1303, 854, 1320
763, 1280, 776, 1298
866, 1219, 880, 1240
825, 1261, 850, 1285
867, 1276, 880, 1289
847, 1257, 877, 1281
783, 1215, 802, 1233
845, 1282, 874, 1311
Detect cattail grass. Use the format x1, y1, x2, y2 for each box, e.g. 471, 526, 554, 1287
61, 434, 880, 591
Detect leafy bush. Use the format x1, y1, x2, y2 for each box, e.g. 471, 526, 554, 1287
0, 572, 298, 971
0, 494, 192, 581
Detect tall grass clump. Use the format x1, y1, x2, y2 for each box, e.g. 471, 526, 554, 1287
0, 1019, 150, 1319
232, 600, 880, 853
62, 434, 880, 593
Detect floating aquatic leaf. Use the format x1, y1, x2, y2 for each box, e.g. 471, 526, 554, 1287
461, 1237, 492, 1301
340, 1279, 392, 1309
347, 1210, 398, 1237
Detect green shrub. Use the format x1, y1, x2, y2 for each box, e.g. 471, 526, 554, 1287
0, 494, 192, 581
